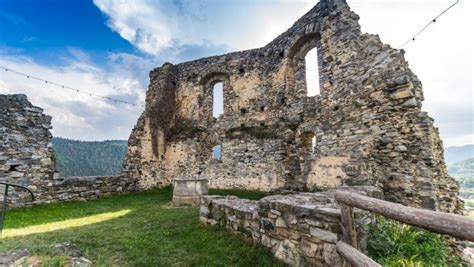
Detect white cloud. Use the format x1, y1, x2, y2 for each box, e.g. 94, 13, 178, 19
93, 0, 314, 55
349, 0, 473, 147
0, 50, 146, 141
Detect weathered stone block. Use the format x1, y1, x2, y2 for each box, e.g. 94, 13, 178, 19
309, 227, 337, 243
172, 177, 208, 205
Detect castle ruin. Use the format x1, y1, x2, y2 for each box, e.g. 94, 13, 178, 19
122, 0, 462, 213
0, 0, 462, 214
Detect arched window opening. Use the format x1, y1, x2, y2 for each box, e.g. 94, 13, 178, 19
212, 144, 222, 160
301, 132, 316, 155
305, 48, 320, 97
213, 82, 223, 118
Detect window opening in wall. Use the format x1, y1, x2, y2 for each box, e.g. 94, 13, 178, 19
305, 48, 320, 96
260, 106, 265, 112
212, 144, 222, 160
240, 108, 247, 114
213, 82, 224, 118
301, 132, 316, 155
7, 164, 21, 172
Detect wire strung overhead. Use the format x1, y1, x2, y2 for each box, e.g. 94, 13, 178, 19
398, 0, 459, 49
0, 66, 144, 108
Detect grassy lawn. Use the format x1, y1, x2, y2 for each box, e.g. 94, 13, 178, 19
0, 187, 281, 266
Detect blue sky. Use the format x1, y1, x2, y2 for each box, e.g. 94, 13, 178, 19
0, 0, 472, 147
0, 0, 134, 66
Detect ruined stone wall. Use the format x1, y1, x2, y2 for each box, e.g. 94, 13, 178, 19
123, 0, 462, 212
0, 94, 136, 206
200, 186, 380, 266
0, 94, 57, 204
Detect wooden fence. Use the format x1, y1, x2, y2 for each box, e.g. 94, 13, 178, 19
334, 191, 474, 267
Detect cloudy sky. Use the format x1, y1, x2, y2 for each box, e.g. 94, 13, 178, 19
0, 0, 472, 147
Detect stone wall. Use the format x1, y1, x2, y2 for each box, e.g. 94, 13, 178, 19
1, 94, 57, 204
123, 0, 462, 213
42, 175, 136, 204
200, 186, 380, 266
0, 94, 137, 206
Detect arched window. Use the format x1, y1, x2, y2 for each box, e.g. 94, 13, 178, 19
305, 48, 320, 97
213, 82, 223, 118
301, 132, 316, 155
212, 144, 222, 160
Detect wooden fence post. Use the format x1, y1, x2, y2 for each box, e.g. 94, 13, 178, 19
340, 203, 358, 248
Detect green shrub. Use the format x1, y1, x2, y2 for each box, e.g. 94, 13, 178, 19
367, 216, 462, 266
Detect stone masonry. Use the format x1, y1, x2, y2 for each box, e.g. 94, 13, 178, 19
1, 94, 57, 204
0, 94, 136, 205
123, 0, 462, 213
200, 186, 381, 266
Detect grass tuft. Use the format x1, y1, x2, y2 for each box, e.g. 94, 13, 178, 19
208, 188, 268, 200
367, 216, 463, 266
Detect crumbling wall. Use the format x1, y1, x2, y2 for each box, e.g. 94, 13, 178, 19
200, 186, 380, 266
123, 0, 462, 212
0, 94, 137, 205
0, 94, 57, 204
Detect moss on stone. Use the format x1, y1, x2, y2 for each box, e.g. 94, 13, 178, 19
226, 125, 277, 139
169, 120, 205, 141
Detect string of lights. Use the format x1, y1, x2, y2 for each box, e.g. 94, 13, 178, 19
398, 0, 459, 49
0, 66, 144, 108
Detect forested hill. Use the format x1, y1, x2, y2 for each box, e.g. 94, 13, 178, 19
52, 137, 127, 176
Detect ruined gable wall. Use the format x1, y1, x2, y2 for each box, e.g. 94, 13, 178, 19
1, 94, 138, 206
123, 0, 462, 212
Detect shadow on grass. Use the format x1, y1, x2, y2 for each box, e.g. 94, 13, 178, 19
0, 186, 282, 266
3, 187, 173, 229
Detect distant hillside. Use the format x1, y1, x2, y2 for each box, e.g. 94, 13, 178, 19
52, 137, 127, 177
444, 145, 474, 165
447, 157, 474, 200
448, 158, 474, 176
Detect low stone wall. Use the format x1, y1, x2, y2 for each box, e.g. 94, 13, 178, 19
4, 175, 137, 207
44, 175, 137, 203
200, 186, 381, 266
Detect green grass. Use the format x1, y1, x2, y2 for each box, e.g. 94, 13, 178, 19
367, 216, 462, 267
208, 188, 268, 200
0, 187, 281, 266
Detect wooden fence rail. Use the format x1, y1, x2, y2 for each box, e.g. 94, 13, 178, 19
334, 190, 474, 267
336, 241, 380, 267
